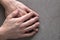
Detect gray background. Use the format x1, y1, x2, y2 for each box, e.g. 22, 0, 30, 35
0, 0, 60, 40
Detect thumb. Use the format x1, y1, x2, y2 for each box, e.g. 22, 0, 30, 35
7, 9, 19, 18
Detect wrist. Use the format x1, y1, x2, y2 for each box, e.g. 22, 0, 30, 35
0, 0, 16, 8
0, 27, 7, 40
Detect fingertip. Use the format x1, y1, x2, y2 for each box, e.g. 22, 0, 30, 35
35, 29, 39, 32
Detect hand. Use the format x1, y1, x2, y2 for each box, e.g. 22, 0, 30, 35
0, 0, 39, 17
1, 9, 39, 39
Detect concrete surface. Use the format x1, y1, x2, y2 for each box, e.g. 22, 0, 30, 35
0, 0, 60, 40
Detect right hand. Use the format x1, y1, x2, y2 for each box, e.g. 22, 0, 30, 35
1, 0, 39, 17
1, 9, 39, 39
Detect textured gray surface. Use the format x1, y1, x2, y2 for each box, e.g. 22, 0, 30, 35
0, 0, 60, 40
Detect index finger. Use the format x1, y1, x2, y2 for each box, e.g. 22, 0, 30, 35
18, 12, 34, 22
24, 7, 39, 17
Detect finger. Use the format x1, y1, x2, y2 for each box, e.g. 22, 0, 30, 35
24, 7, 39, 17
24, 22, 39, 33
18, 12, 34, 22
15, 1, 39, 17
7, 9, 19, 18
23, 29, 38, 37
14, 1, 27, 16
20, 17, 39, 28
35, 28, 39, 32
18, 8, 27, 16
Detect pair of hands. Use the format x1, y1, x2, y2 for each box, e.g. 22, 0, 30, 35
0, 0, 39, 39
